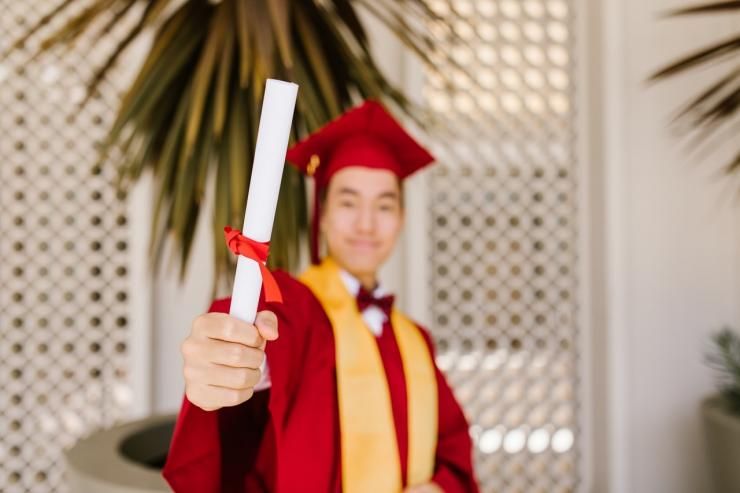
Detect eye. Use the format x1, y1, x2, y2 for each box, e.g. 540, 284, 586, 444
378, 201, 398, 212
339, 200, 356, 208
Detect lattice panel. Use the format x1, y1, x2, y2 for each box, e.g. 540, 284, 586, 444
0, 2, 138, 492
423, 1, 581, 492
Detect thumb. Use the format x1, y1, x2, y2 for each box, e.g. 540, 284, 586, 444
254, 310, 279, 342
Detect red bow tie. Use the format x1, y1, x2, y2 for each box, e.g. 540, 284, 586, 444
356, 286, 395, 316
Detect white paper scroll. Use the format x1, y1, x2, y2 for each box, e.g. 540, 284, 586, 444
229, 79, 298, 324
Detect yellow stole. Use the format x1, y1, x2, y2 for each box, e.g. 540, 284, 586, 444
299, 258, 438, 492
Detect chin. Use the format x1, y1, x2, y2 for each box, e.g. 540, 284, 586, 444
339, 256, 382, 277
346, 259, 379, 274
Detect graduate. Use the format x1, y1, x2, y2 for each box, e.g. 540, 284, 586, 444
163, 101, 478, 493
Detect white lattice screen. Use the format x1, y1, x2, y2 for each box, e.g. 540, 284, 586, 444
0, 2, 139, 492
1, 1, 583, 492
422, 1, 582, 492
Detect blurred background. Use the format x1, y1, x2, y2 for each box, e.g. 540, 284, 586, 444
1, 0, 739, 492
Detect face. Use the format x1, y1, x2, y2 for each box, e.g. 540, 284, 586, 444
321, 166, 404, 283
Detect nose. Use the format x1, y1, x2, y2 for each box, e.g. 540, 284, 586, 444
356, 203, 374, 234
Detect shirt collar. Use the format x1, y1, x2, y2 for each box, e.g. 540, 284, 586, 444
338, 269, 386, 298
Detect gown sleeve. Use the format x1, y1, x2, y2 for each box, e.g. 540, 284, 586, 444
162, 271, 310, 493
420, 329, 480, 493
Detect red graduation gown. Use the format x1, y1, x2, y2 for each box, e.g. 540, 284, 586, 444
163, 271, 478, 492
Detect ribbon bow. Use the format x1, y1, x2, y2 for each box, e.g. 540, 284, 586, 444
224, 227, 283, 304
356, 286, 394, 317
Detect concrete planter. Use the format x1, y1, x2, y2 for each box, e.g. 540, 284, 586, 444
702, 395, 740, 493
65, 414, 175, 493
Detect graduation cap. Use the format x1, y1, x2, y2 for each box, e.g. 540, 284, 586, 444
286, 100, 435, 263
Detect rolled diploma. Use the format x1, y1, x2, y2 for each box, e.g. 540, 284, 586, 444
229, 79, 298, 324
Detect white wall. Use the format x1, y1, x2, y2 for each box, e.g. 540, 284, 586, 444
601, 0, 740, 491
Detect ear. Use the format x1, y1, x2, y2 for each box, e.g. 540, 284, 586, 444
319, 210, 327, 235
318, 182, 330, 235
320, 206, 332, 243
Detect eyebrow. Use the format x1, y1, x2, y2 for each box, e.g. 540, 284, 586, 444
336, 187, 360, 196
336, 187, 399, 200
377, 191, 399, 200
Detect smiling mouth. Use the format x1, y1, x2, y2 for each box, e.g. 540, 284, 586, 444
348, 240, 379, 249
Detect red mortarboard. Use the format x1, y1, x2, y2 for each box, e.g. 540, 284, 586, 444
286, 100, 435, 263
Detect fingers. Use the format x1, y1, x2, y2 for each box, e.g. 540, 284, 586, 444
198, 338, 265, 368
255, 310, 279, 342
184, 363, 261, 391
185, 383, 255, 411
193, 313, 265, 348
183, 311, 277, 412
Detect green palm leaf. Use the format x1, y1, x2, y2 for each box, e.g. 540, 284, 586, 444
664, 1, 740, 16
651, 1, 740, 184
650, 34, 740, 80
7, 0, 464, 289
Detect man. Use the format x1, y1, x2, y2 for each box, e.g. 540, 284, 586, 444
163, 101, 478, 492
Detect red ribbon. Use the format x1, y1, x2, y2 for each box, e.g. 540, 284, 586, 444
224, 227, 283, 304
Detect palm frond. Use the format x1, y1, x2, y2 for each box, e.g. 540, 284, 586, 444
652, 3, 740, 184
268, 0, 293, 69
184, 1, 227, 161
664, 1, 740, 16
724, 148, 740, 173
82, 0, 167, 106
674, 66, 740, 121
1, 0, 79, 57
37, 0, 118, 50
213, 11, 235, 139
294, 5, 341, 118
91, 0, 138, 42
649, 34, 740, 80
8, 0, 463, 288
707, 328, 740, 414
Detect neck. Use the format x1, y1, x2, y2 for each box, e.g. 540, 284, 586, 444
355, 273, 377, 292
328, 256, 378, 291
